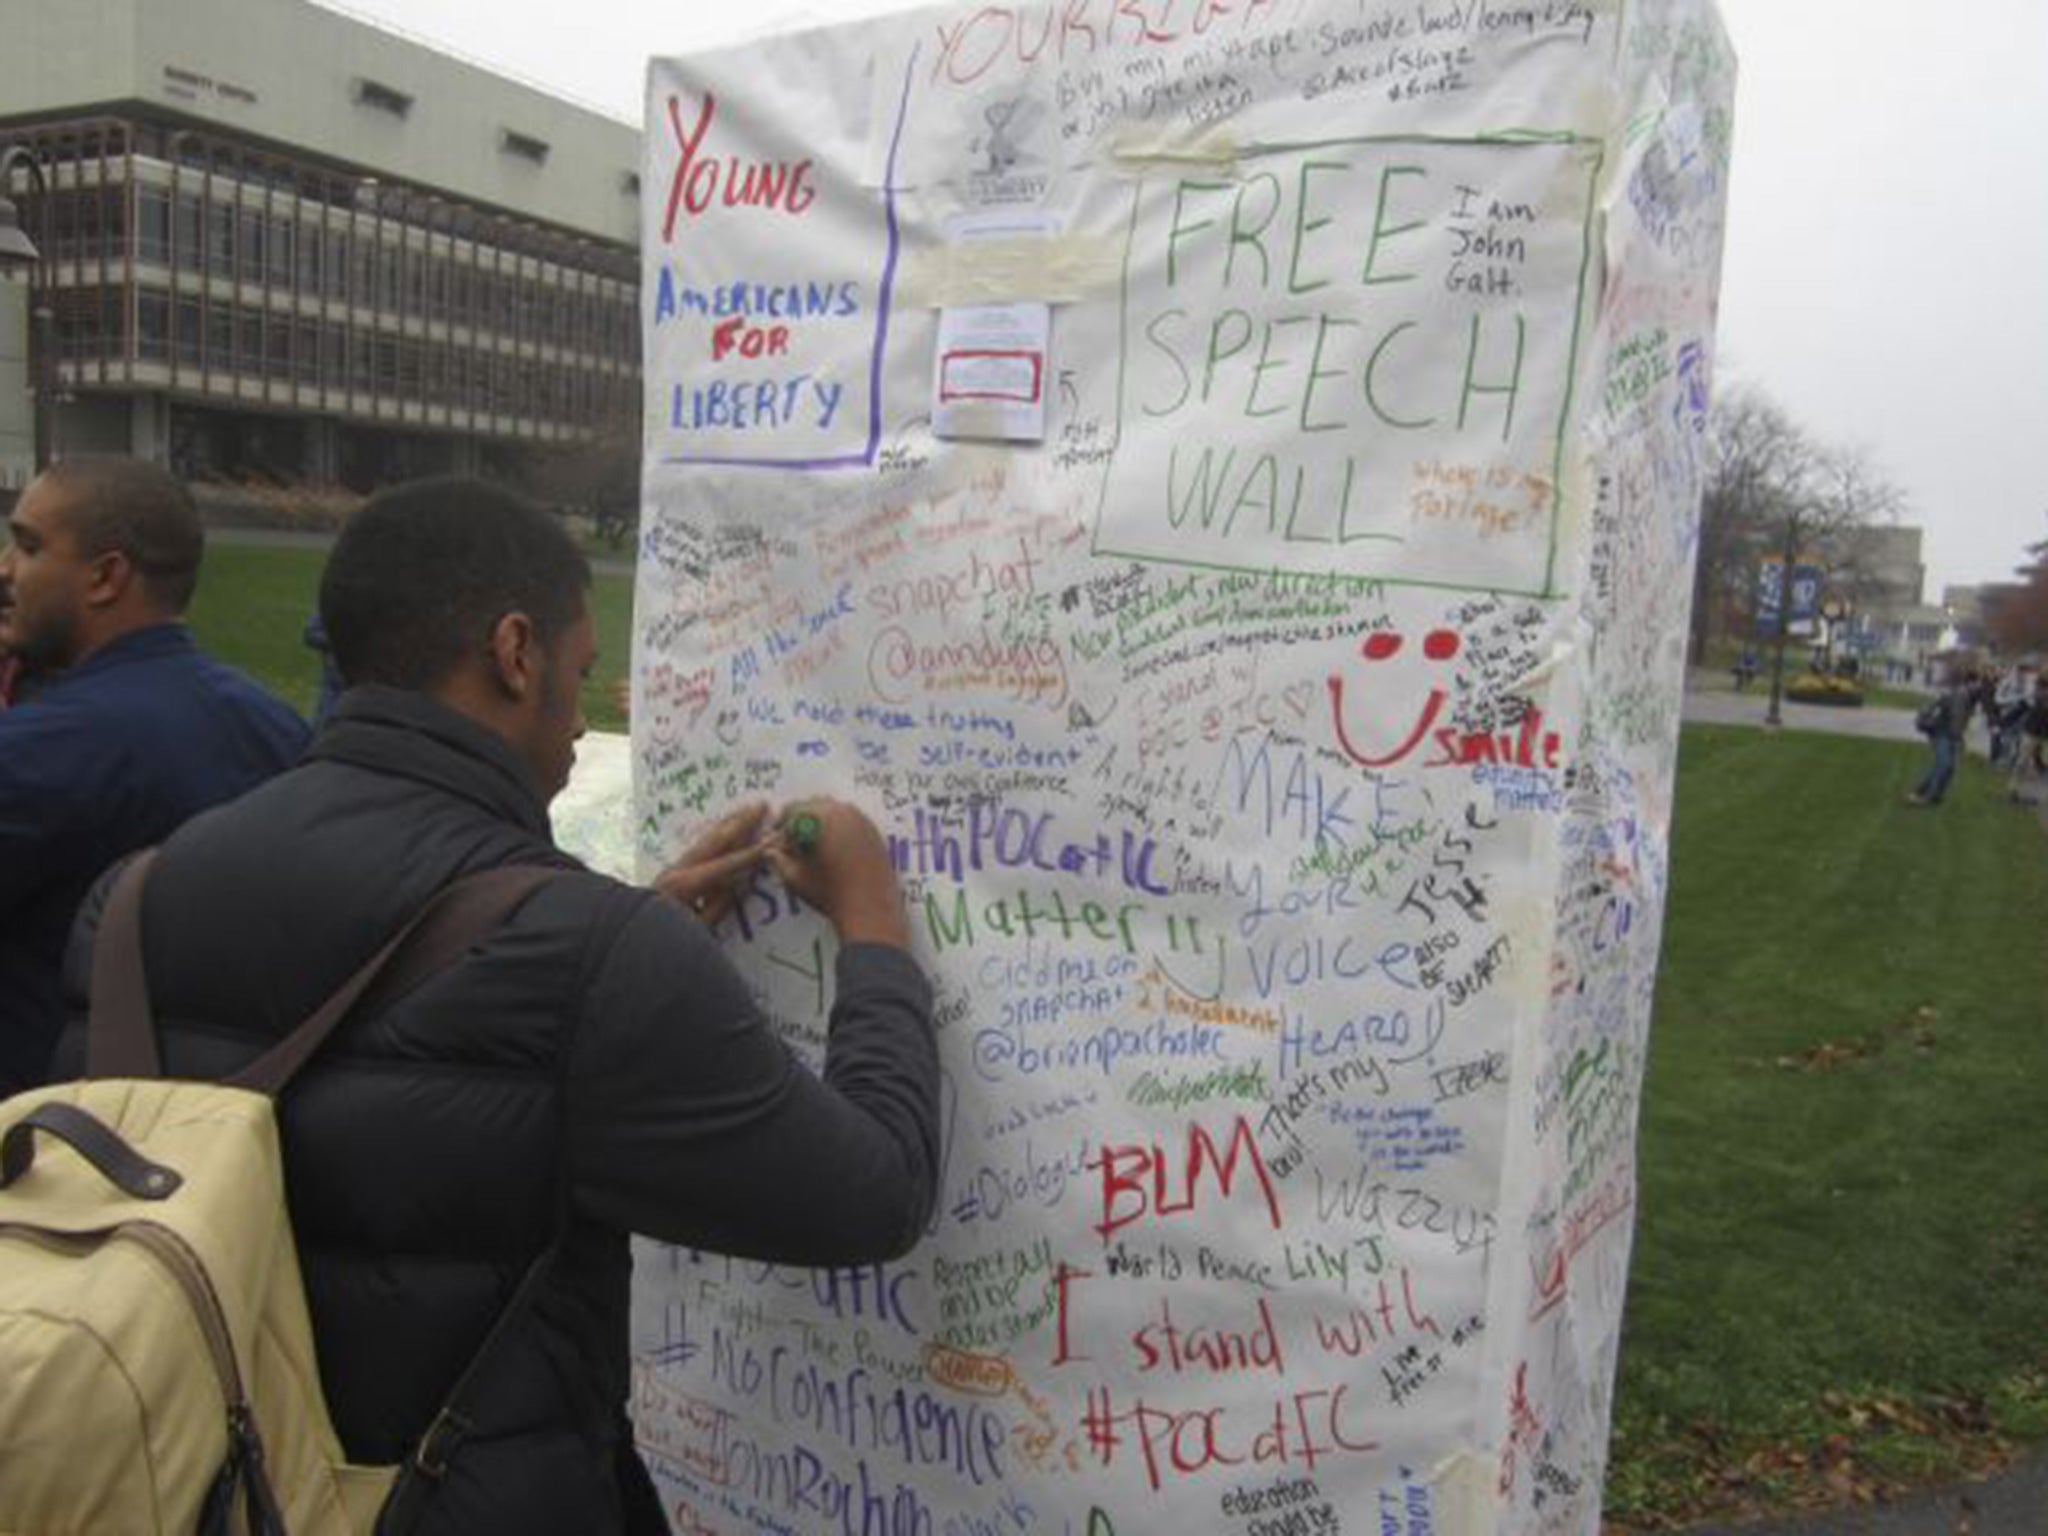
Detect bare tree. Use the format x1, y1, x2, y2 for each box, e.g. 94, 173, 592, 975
1690, 385, 1908, 717
1690, 387, 1811, 666
489, 423, 640, 548
1757, 440, 1903, 724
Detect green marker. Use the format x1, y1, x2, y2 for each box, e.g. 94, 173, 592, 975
786, 811, 823, 856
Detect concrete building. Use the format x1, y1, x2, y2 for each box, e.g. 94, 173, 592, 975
1803, 524, 1958, 685
1940, 584, 1991, 649
1852, 603, 1955, 685
1833, 524, 1925, 617
0, 0, 641, 501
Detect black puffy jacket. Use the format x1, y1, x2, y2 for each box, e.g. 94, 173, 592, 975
61, 687, 940, 1534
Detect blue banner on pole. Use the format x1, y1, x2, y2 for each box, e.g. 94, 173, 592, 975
1756, 559, 1823, 635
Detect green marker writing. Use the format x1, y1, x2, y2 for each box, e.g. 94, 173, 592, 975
786, 811, 823, 856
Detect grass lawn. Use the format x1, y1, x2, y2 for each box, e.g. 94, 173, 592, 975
1609, 725, 2048, 1525
188, 540, 633, 733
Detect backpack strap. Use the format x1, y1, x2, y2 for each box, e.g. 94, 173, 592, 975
86, 850, 165, 1078
86, 857, 566, 1092
230, 865, 566, 1095
374, 1248, 558, 1536
87, 854, 577, 1531
375, 878, 657, 1531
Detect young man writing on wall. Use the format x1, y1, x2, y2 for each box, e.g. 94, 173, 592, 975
61, 477, 939, 1532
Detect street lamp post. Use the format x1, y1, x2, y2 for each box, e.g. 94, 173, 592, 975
0, 143, 54, 477
1763, 503, 1801, 728
1819, 595, 1849, 678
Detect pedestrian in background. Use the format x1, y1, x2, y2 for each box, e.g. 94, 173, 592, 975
1907, 665, 1976, 808
2011, 673, 2048, 805
0, 457, 307, 1092
1989, 665, 2027, 766
1732, 646, 1758, 691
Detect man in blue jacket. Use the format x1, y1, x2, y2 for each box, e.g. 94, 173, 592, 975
0, 457, 307, 1091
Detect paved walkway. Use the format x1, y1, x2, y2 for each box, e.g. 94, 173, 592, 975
1680, 1449, 2048, 1536
1680, 670, 1925, 743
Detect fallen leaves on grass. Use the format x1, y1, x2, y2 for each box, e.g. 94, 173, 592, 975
1777, 1005, 1942, 1072
1779, 1037, 1878, 1070
1603, 1383, 2027, 1532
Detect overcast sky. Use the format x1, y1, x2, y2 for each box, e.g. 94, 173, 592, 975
325, 0, 2048, 598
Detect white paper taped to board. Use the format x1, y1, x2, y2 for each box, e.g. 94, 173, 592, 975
934, 212, 1056, 442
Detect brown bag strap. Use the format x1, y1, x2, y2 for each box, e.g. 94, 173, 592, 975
85, 855, 575, 1533
229, 865, 566, 1095
87, 856, 567, 1095
87, 850, 165, 1079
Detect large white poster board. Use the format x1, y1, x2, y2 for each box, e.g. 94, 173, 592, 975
624, 3, 1733, 1530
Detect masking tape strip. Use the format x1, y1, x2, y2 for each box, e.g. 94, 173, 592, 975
933, 405, 1020, 442
897, 235, 1125, 308
1108, 130, 1239, 173
1431, 1448, 1503, 1536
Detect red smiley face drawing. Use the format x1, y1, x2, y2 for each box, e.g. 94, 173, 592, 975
1327, 628, 1463, 768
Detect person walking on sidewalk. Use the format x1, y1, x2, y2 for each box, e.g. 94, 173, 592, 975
0, 458, 307, 1092
2010, 673, 2048, 805
1907, 667, 1975, 807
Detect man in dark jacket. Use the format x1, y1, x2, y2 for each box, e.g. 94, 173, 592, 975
1906, 667, 1975, 807
0, 457, 307, 1091
62, 477, 940, 1532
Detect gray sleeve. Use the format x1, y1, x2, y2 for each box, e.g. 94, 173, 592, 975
563, 893, 939, 1265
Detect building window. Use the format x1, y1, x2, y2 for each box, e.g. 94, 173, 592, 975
326, 228, 349, 300
208, 200, 235, 279
54, 288, 99, 363
137, 188, 171, 264
139, 292, 169, 363
174, 191, 202, 267
206, 302, 232, 367
500, 130, 550, 165
350, 238, 373, 306
175, 298, 201, 366
297, 217, 322, 291
50, 188, 120, 266
353, 78, 414, 118
321, 322, 345, 388
426, 249, 447, 320
267, 214, 294, 287
238, 208, 266, 283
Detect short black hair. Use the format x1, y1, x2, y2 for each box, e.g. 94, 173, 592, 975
43, 457, 204, 612
319, 477, 591, 691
